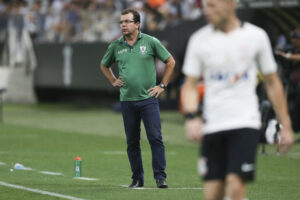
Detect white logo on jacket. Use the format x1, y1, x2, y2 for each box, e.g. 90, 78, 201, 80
140, 46, 147, 54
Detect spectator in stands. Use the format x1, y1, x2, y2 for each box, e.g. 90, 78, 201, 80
1, 0, 203, 43
276, 28, 300, 133
0, 0, 8, 40
181, 0, 202, 20
147, 0, 166, 9
37, 0, 62, 42
276, 28, 300, 61
64, 1, 81, 41
26, 1, 47, 41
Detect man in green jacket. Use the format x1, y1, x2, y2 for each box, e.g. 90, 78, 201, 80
100, 8, 175, 188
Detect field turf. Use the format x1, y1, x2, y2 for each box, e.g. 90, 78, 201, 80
0, 104, 299, 200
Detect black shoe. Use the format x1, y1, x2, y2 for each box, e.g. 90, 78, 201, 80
129, 179, 144, 188
156, 179, 168, 188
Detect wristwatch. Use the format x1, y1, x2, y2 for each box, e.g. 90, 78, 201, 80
184, 112, 198, 120
159, 83, 167, 90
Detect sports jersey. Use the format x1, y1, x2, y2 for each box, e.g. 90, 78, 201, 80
101, 32, 171, 101
182, 22, 277, 134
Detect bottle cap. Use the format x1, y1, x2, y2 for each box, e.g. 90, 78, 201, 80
75, 156, 82, 161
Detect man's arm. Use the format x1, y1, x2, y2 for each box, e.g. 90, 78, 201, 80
276, 50, 300, 61
100, 64, 123, 87
182, 76, 203, 142
161, 56, 176, 86
182, 76, 199, 113
148, 56, 175, 98
264, 72, 294, 153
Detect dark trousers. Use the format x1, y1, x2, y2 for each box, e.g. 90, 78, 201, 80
121, 97, 166, 181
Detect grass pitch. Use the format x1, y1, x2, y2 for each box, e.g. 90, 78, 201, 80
0, 104, 299, 200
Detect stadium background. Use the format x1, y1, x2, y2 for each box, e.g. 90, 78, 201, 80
0, 1, 300, 200
0, 0, 299, 106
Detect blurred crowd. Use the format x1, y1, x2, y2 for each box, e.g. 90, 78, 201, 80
0, 0, 202, 43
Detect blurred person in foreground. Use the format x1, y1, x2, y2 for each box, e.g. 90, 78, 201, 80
181, 0, 294, 199
100, 8, 175, 188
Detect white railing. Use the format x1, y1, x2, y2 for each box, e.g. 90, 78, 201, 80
237, 0, 300, 8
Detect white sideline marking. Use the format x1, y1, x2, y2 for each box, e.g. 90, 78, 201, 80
22, 167, 33, 171
287, 152, 300, 160
119, 185, 204, 190
39, 171, 63, 176
102, 151, 177, 155
0, 161, 7, 166
0, 181, 85, 200
74, 177, 98, 181
102, 151, 126, 155
289, 152, 300, 156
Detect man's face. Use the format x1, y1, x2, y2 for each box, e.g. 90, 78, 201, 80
292, 38, 300, 48
204, 0, 232, 28
119, 13, 139, 36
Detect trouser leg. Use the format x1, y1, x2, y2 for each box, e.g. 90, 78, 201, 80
140, 97, 166, 180
121, 101, 144, 181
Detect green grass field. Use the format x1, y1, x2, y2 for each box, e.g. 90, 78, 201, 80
0, 104, 299, 200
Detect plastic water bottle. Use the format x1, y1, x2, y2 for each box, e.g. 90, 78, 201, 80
74, 156, 82, 177
14, 163, 25, 170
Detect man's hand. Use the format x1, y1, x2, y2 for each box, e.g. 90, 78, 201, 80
278, 127, 294, 154
148, 86, 165, 98
275, 50, 289, 59
184, 118, 203, 142
275, 50, 300, 61
112, 76, 124, 87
